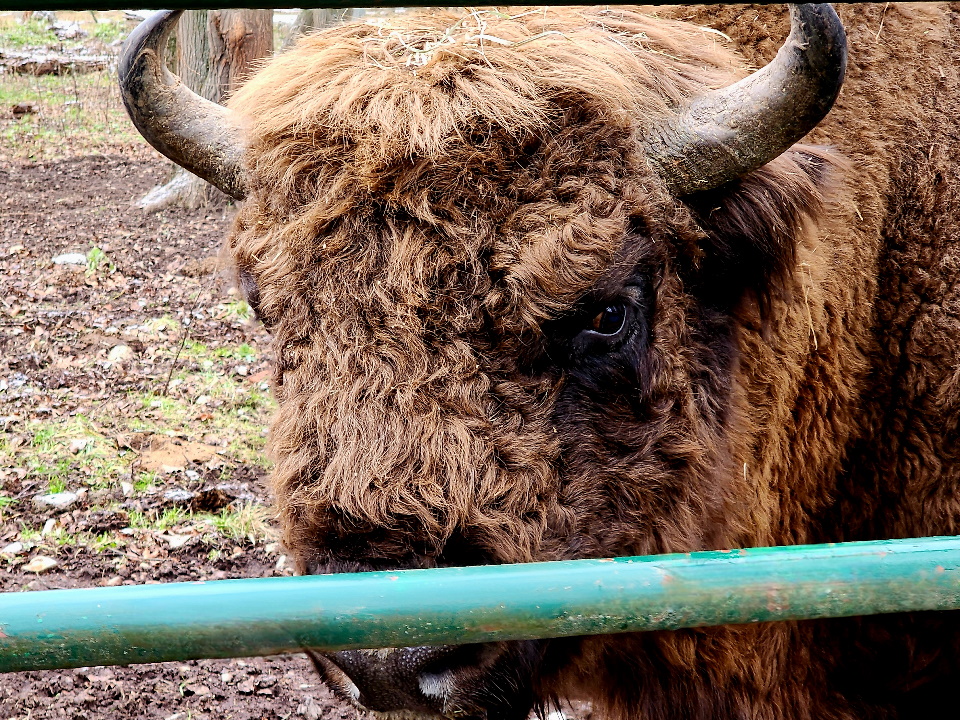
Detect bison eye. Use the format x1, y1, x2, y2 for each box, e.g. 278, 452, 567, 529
589, 304, 627, 336
544, 285, 646, 366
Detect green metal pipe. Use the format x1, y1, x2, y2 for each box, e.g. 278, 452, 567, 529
2, 536, 960, 672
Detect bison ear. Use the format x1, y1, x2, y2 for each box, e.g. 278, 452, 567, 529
683, 145, 847, 314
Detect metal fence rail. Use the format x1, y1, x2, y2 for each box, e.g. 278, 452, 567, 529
2, 535, 960, 673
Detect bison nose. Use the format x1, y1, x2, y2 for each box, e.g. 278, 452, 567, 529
315, 646, 461, 715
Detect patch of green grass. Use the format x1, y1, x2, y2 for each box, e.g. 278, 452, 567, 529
235, 385, 271, 411
33, 455, 71, 487
12, 523, 123, 555
0, 19, 57, 48
89, 531, 124, 553
204, 503, 272, 544
180, 338, 212, 362
138, 391, 180, 414
134, 470, 159, 494
8, 416, 129, 494
155, 507, 189, 531
86, 246, 114, 275
221, 300, 254, 323
0, 420, 151, 552
18, 525, 41, 544
141, 340, 270, 410
142, 315, 181, 336
0, 496, 17, 523
0, 68, 144, 161
131, 378, 272, 468
129, 507, 189, 533
45, 527, 80, 547
214, 342, 257, 363
31, 426, 57, 450
125, 504, 273, 546
91, 19, 126, 44
182, 339, 260, 364
47, 476, 68, 494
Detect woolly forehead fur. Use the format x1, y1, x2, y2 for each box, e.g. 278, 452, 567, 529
227, 7, 747, 332
230, 7, 744, 158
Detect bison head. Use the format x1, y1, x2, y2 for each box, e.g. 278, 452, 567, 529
121, 5, 847, 719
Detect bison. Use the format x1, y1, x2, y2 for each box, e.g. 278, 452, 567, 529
120, 3, 960, 719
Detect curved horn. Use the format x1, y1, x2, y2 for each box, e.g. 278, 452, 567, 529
648, 3, 847, 196
119, 10, 247, 200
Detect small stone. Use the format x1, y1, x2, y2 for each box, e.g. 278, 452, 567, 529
164, 488, 196, 504
69, 438, 89, 454
297, 696, 322, 720
107, 344, 133, 363
34, 491, 78, 511
1, 541, 24, 555
120, 481, 134, 497
220, 671, 233, 684
237, 679, 255, 694
52, 20, 85, 40
233, 364, 249, 376
100, 576, 123, 587
52, 252, 87, 265
194, 394, 210, 406
23, 555, 58, 573
161, 533, 192, 549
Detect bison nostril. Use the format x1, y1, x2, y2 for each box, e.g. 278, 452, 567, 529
316, 646, 463, 714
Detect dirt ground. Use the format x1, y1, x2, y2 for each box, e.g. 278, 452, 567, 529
0, 59, 368, 720
0, 151, 373, 720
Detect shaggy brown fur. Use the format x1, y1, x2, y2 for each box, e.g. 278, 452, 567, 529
226, 4, 960, 719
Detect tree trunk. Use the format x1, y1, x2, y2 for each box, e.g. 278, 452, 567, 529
282, 8, 358, 50
139, 9, 273, 212
210, 9, 274, 98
